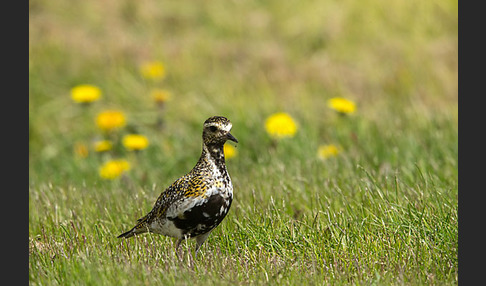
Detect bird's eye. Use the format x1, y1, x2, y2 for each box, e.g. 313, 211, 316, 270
209, 126, 218, 132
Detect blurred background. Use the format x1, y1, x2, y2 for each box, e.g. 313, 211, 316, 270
29, 0, 457, 185
29, 2, 458, 282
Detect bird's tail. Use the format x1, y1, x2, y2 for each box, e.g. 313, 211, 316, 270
117, 227, 137, 238
118, 217, 149, 238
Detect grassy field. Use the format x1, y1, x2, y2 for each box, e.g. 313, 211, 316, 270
29, 0, 458, 284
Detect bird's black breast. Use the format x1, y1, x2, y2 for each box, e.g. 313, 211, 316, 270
168, 193, 232, 238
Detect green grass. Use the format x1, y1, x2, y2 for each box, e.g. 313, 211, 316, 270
29, 0, 457, 284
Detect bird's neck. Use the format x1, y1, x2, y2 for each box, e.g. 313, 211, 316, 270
199, 143, 227, 175
202, 143, 225, 163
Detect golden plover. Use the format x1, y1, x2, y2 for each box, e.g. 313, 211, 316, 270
118, 116, 238, 256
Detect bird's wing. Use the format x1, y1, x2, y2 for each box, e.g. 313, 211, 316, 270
150, 176, 189, 219
183, 173, 210, 199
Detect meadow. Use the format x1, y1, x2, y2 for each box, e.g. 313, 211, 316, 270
29, 0, 458, 284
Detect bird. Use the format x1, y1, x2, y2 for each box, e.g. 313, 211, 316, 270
117, 116, 238, 257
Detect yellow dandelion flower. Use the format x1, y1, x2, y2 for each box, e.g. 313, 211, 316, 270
70, 84, 102, 103
224, 144, 238, 160
327, 97, 356, 114
96, 110, 126, 132
74, 142, 89, 158
318, 144, 340, 160
150, 89, 172, 104
99, 159, 131, 180
122, 134, 149, 151
94, 140, 113, 152
140, 61, 166, 80
265, 112, 298, 139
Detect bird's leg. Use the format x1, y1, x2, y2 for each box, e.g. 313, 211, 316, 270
175, 238, 184, 260
194, 232, 211, 259
175, 238, 183, 250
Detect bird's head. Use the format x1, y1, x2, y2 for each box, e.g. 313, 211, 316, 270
202, 116, 238, 146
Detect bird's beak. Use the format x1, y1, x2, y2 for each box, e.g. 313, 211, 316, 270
226, 132, 238, 143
